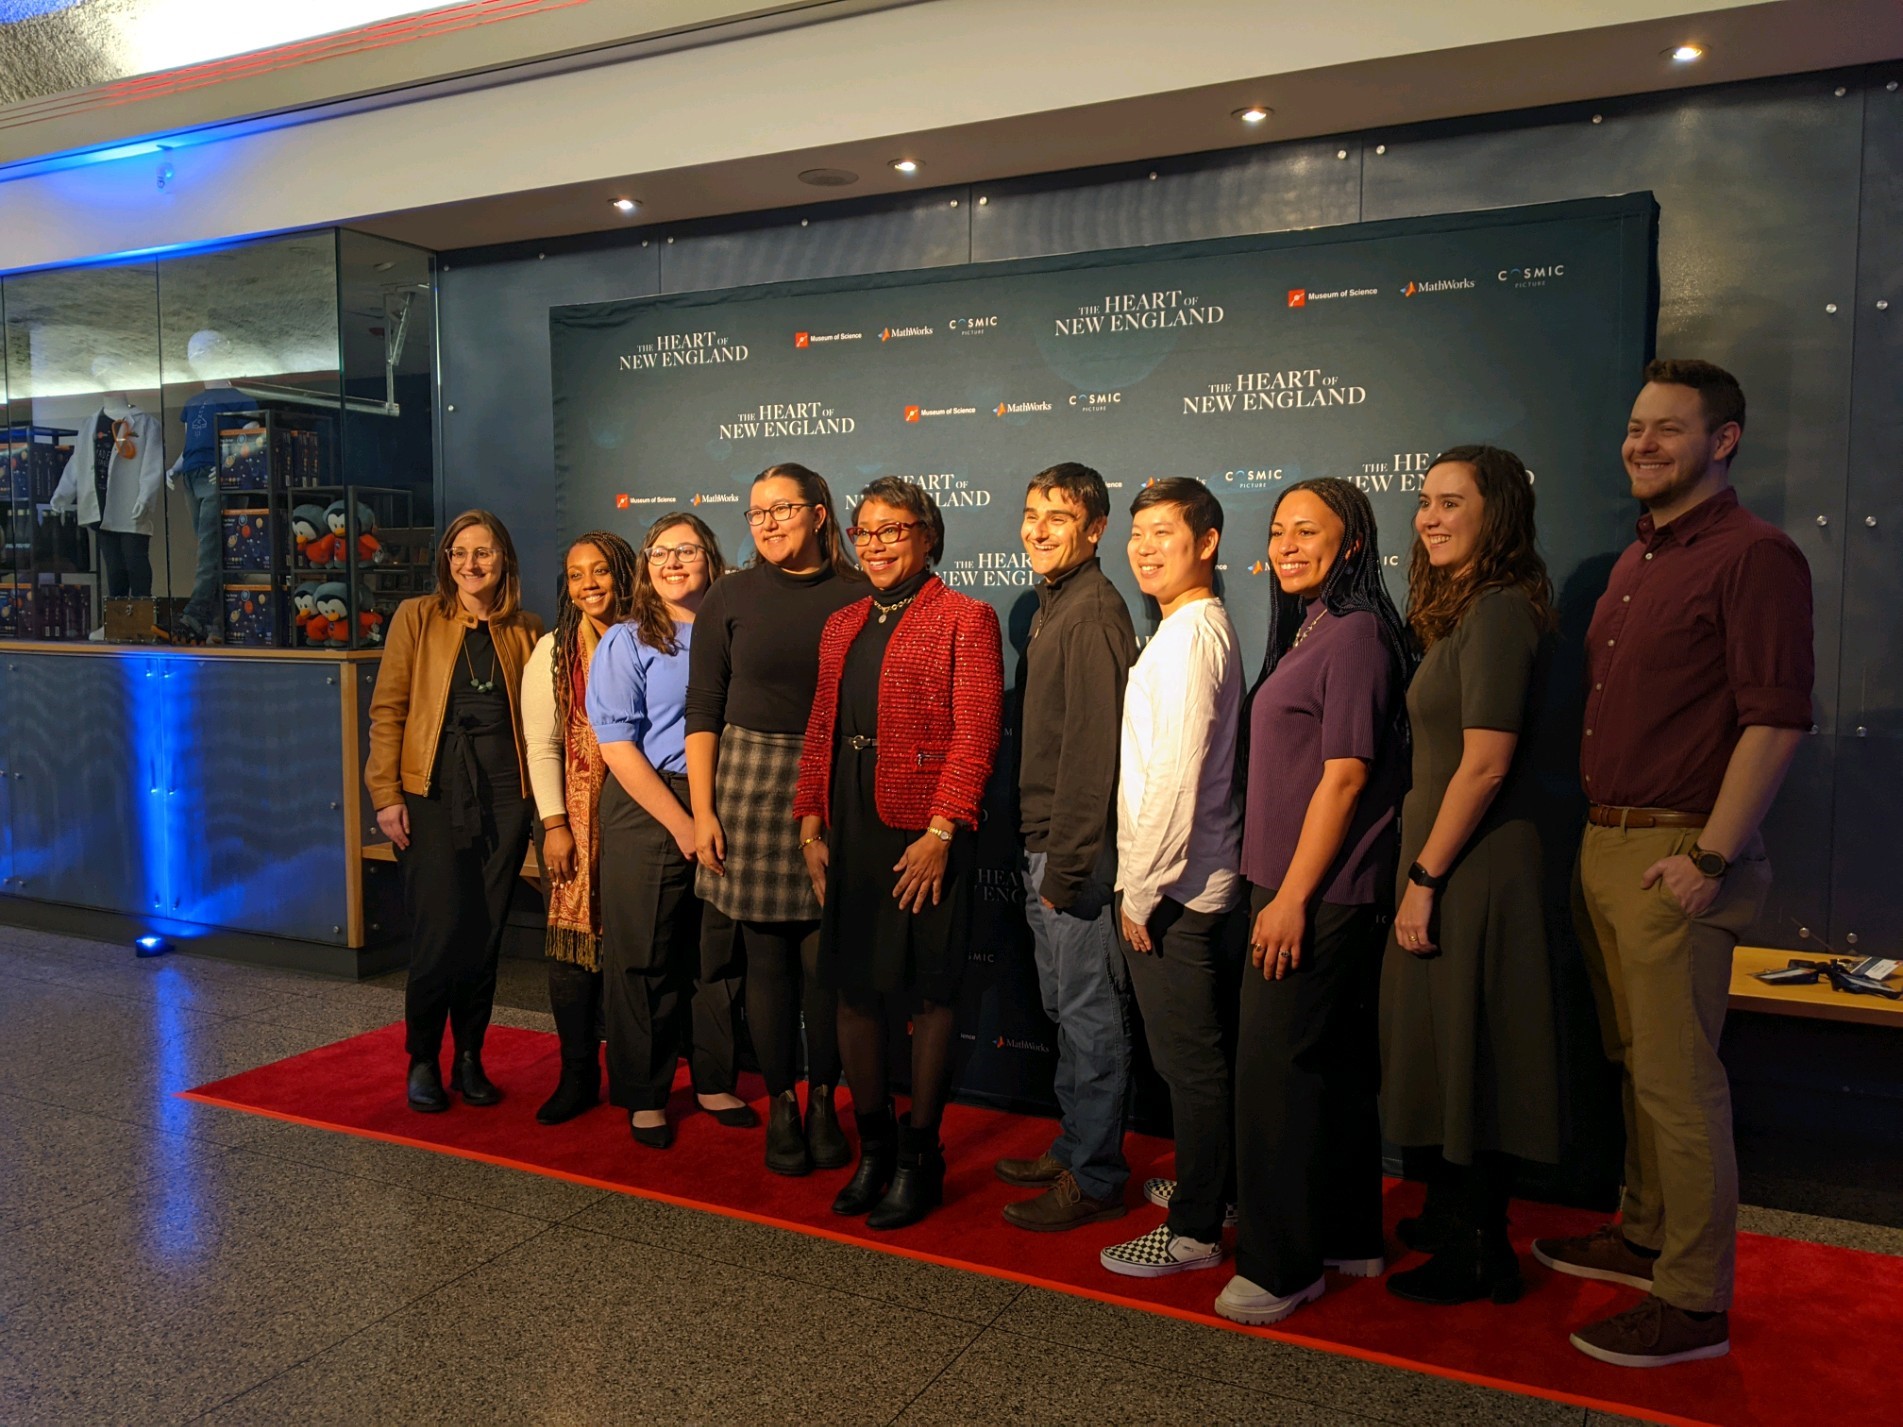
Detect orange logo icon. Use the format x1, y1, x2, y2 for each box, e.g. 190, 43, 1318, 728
1404, 282, 1418, 297
615, 493, 630, 509
794, 331, 810, 348
880, 328, 892, 342
1286, 289, 1307, 308
995, 403, 1007, 417
904, 405, 921, 423
691, 494, 703, 505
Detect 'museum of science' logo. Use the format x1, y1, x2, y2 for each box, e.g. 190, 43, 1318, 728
691, 492, 740, 506
616, 493, 676, 509
881, 325, 934, 341
716, 400, 856, 440
1498, 263, 1567, 288
794, 329, 863, 347
942, 547, 1031, 588
1068, 392, 1124, 414
1054, 287, 1224, 336
995, 400, 1053, 416
948, 315, 998, 334
1403, 278, 1476, 296
904, 403, 978, 421
1286, 285, 1378, 306
896, 472, 990, 508
1183, 369, 1367, 414
618, 329, 747, 370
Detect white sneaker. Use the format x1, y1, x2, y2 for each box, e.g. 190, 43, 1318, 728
1324, 1255, 1385, 1278
1100, 1223, 1225, 1279
1142, 1177, 1239, 1228
1215, 1272, 1325, 1325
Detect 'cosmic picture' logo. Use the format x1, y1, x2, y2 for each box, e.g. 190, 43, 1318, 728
618, 328, 748, 370
1182, 368, 1367, 414
1498, 262, 1567, 288
716, 400, 856, 440
1068, 391, 1124, 415
1053, 286, 1224, 336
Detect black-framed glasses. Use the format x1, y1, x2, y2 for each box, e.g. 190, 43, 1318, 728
744, 501, 816, 527
847, 521, 920, 547
641, 542, 707, 566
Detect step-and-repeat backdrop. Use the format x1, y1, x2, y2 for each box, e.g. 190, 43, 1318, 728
553, 194, 1658, 1111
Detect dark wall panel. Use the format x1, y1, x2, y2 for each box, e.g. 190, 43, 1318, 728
659, 190, 971, 295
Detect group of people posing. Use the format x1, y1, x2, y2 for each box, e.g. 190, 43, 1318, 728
363, 357, 1813, 1372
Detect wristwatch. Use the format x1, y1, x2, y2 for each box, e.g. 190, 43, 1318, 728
1688, 844, 1729, 879
927, 825, 953, 844
1407, 861, 1448, 892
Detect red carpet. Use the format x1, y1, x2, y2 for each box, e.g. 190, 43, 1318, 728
181, 1024, 1896, 1427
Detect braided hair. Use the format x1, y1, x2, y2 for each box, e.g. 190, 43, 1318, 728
1250, 477, 1417, 740
550, 530, 640, 724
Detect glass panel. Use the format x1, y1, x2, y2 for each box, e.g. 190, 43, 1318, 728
2, 259, 168, 643
156, 231, 341, 646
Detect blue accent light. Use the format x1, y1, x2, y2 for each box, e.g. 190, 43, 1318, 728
134, 935, 173, 957
0, 1, 89, 20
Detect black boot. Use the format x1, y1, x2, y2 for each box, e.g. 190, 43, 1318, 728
407, 1057, 448, 1113
867, 1122, 945, 1231
1386, 1226, 1524, 1305
805, 1084, 850, 1170
765, 1090, 812, 1176
832, 1105, 897, 1216
1397, 1163, 1463, 1255
450, 1050, 503, 1106
535, 1060, 600, 1125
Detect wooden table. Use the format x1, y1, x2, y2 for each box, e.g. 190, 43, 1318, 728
1730, 946, 1903, 1027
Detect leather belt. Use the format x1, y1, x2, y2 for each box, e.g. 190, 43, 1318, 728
843, 734, 877, 751
1587, 804, 1707, 830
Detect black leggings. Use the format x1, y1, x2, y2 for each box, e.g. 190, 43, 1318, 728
94, 528, 152, 599
837, 992, 956, 1133
708, 910, 839, 1096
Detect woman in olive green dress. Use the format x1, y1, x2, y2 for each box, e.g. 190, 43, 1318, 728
1381, 443, 1562, 1307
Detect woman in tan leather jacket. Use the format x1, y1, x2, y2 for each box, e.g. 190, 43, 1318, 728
366, 509, 544, 1113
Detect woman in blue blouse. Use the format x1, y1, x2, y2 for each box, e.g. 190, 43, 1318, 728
588, 512, 746, 1148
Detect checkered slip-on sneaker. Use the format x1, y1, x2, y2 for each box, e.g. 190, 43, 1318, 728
1141, 1178, 1239, 1227
1100, 1223, 1225, 1279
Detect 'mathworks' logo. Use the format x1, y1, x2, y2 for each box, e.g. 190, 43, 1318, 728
994, 1035, 1055, 1054
1497, 263, 1567, 288
690, 492, 740, 506
1403, 278, 1476, 296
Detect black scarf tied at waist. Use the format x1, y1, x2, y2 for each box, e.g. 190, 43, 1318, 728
439, 710, 513, 849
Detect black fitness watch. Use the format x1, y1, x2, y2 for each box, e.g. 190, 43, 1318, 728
1688, 844, 1729, 879
1407, 861, 1448, 892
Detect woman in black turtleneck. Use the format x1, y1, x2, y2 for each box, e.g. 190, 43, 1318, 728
685, 463, 863, 1175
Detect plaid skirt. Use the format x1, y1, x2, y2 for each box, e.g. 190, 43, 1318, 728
696, 724, 818, 924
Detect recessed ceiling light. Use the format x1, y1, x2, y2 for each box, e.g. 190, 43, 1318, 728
889, 158, 921, 174
1665, 43, 1705, 62
611, 197, 639, 213
1233, 105, 1272, 124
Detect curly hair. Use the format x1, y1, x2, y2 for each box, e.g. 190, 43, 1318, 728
852, 475, 947, 563
630, 511, 727, 655
1406, 445, 1556, 649
550, 530, 640, 724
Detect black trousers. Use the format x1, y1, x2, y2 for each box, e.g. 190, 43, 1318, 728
600, 774, 740, 1111
94, 528, 152, 599
704, 906, 840, 1097
1234, 886, 1386, 1296
400, 779, 531, 1060
1119, 895, 1243, 1244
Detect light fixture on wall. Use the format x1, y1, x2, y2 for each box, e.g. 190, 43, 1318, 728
1664, 43, 1706, 62
610, 197, 639, 213
1232, 105, 1273, 124
889, 158, 922, 175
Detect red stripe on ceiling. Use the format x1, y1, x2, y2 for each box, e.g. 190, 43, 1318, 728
0, 0, 599, 133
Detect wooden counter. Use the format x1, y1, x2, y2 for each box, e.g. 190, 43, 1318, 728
1730, 946, 1903, 1028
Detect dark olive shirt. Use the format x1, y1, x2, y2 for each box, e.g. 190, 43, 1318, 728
1581, 487, 1813, 813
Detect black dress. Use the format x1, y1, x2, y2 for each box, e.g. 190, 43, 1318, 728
817, 571, 973, 1007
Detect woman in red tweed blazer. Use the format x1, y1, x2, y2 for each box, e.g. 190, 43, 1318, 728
795, 477, 1002, 1231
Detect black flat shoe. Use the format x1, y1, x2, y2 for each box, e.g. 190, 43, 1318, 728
765, 1090, 812, 1177
805, 1084, 851, 1170
407, 1059, 448, 1113
629, 1114, 674, 1150
449, 1051, 503, 1106
535, 1065, 600, 1126
703, 1100, 760, 1129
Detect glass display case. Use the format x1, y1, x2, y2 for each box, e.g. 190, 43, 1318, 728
0, 228, 438, 647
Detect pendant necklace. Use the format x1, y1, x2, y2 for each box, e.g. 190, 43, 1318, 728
872, 592, 916, 625
1288, 607, 1327, 653
461, 636, 497, 693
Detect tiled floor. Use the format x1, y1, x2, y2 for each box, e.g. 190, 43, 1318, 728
2, 925, 1894, 1426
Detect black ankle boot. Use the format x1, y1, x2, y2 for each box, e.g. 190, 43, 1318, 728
535, 1061, 600, 1125
832, 1106, 897, 1216
866, 1122, 945, 1231
765, 1090, 812, 1177
407, 1057, 448, 1113
805, 1084, 850, 1170
1397, 1175, 1463, 1255
450, 1051, 502, 1106
1387, 1227, 1523, 1305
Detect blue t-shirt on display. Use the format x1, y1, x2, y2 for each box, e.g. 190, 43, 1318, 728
586, 620, 693, 774
178, 386, 258, 472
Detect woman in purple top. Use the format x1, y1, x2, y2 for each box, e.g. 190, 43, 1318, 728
1216, 477, 1414, 1330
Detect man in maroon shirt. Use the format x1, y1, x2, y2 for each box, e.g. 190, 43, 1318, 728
1534, 359, 1812, 1368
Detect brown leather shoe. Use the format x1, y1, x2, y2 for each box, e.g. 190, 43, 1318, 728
1002, 1170, 1128, 1232
994, 1149, 1065, 1187
1570, 1295, 1729, 1368
1531, 1224, 1657, 1290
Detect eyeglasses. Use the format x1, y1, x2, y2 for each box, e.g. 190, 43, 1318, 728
744, 501, 816, 527
642, 543, 707, 566
847, 521, 920, 546
448, 547, 497, 565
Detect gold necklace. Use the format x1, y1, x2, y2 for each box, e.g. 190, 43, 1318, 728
1287, 607, 1327, 652
872, 591, 917, 625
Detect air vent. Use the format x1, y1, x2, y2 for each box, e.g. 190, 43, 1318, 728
798, 168, 859, 187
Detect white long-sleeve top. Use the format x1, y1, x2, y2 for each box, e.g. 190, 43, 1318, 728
49, 408, 165, 536
1115, 596, 1245, 926
521, 633, 567, 823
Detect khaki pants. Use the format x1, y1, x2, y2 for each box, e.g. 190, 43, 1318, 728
1573, 823, 1771, 1313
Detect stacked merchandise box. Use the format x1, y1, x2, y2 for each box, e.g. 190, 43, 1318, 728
30, 443, 68, 502
221, 509, 272, 570
217, 424, 269, 490
60, 584, 89, 640
0, 586, 16, 637
223, 588, 277, 647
